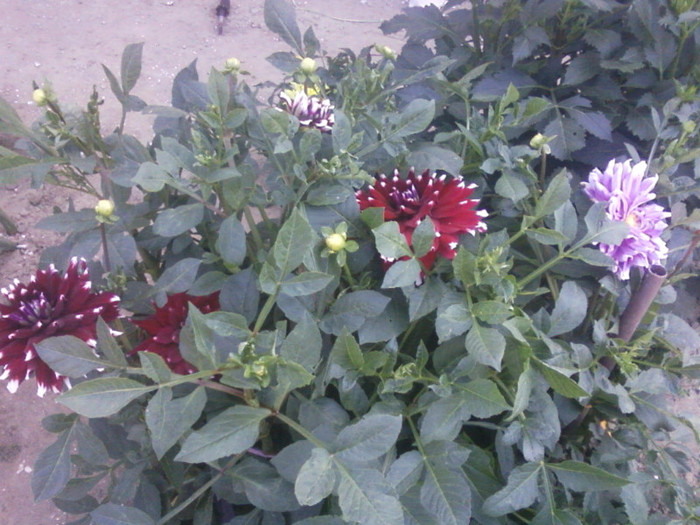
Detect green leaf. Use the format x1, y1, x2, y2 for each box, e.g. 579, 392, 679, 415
382, 259, 421, 288
554, 200, 578, 243
333, 110, 352, 153
132, 162, 170, 192
333, 414, 402, 463
535, 170, 571, 219
337, 467, 404, 525
412, 217, 435, 258
186, 303, 218, 370
207, 67, 230, 115
280, 271, 334, 296
120, 42, 144, 95
465, 322, 505, 371
232, 458, 300, 512
471, 301, 512, 324
421, 380, 509, 443
295, 447, 335, 505
96, 317, 128, 366
175, 405, 270, 463
91, 503, 155, 525
216, 215, 247, 266
420, 442, 472, 525
138, 352, 173, 383
572, 247, 613, 267
75, 423, 109, 466
454, 379, 511, 418
483, 462, 542, 516
373, 221, 412, 259
35, 335, 107, 377
548, 281, 587, 337
102, 64, 125, 103
264, 0, 303, 55
495, 173, 530, 202
273, 208, 316, 274
525, 228, 570, 245
153, 203, 204, 237
361, 207, 385, 230
152, 258, 201, 295
532, 359, 589, 399
330, 328, 365, 371
509, 362, 535, 421
299, 128, 322, 161
584, 202, 630, 245
321, 291, 390, 336
436, 302, 473, 342
280, 312, 321, 372
388, 99, 435, 138
544, 117, 586, 160
407, 146, 463, 176
146, 387, 207, 459
32, 422, 77, 501
547, 460, 629, 491
58, 378, 155, 418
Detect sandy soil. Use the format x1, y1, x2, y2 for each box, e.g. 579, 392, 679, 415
0, 1, 406, 523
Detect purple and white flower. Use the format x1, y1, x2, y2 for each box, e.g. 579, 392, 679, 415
0, 258, 120, 396
279, 90, 334, 133
582, 159, 671, 280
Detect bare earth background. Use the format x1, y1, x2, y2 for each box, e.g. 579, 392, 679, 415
0, 1, 407, 523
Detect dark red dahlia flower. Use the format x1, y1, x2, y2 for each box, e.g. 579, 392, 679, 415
130, 292, 220, 375
0, 258, 120, 396
356, 168, 487, 269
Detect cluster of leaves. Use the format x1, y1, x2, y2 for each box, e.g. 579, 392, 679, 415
1, 0, 700, 524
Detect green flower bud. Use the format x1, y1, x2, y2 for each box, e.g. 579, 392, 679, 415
375, 44, 397, 61
682, 120, 696, 134
94, 199, 115, 217
32, 88, 48, 106
224, 57, 241, 73
299, 57, 317, 75
325, 232, 347, 253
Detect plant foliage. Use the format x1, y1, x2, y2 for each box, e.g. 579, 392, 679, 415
1, 0, 700, 523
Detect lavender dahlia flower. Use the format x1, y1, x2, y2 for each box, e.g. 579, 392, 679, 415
582, 159, 671, 280
0, 258, 120, 396
279, 89, 334, 133
356, 168, 487, 270
130, 292, 220, 375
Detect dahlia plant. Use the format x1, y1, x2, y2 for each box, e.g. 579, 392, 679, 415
0, 0, 700, 524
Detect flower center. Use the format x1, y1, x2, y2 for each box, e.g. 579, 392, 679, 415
11, 293, 53, 326
625, 212, 640, 228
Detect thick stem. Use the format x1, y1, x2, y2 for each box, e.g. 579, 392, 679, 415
99, 223, 112, 273
617, 265, 667, 342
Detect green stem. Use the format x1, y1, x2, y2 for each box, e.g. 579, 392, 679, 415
253, 293, 278, 333
243, 206, 264, 254
99, 223, 112, 273
156, 454, 242, 525
273, 410, 327, 449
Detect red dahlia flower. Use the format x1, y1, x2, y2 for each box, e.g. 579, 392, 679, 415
0, 258, 120, 396
130, 292, 220, 375
356, 168, 487, 269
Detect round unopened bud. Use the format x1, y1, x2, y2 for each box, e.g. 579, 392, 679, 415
32, 88, 48, 106
375, 44, 397, 61
299, 57, 317, 75
94, 199, 115, 217
529, 133, 547, 150
325, 232, 347, 253
682, 120, 696, 134
224, 57, 241, 72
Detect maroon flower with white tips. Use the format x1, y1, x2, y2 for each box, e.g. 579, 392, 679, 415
0, 258, 120, 396
130, 292, 220, 375
356, 168, 487, 270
